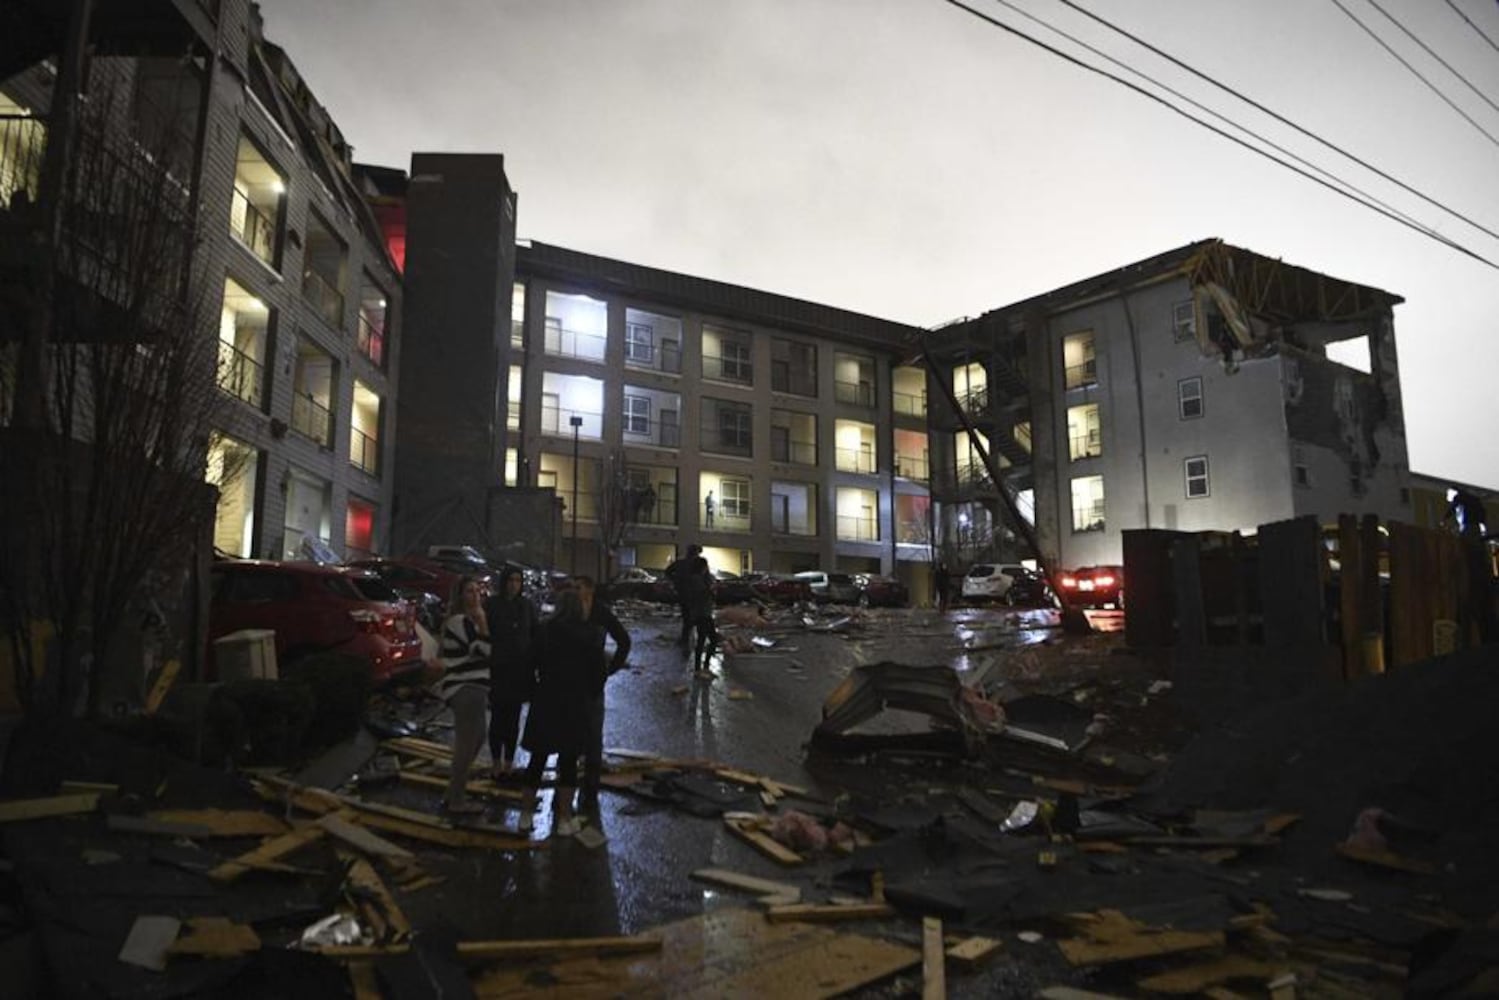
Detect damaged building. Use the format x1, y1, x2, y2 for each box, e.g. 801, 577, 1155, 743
923, 238, 1411, 571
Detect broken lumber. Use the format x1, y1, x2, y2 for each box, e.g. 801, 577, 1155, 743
147, 809, 289, 838
398, 770, 523, 801
945, 936, 1002, 966
0, 793, 100, 823
1135, 954, 1275, 994
691, 868, 802, 904
1335, 841, 1436, 874
1059, 910, 1225, 967
318, 811, 413, 860
209, 823, 328, 882
724, 816, 803, 866
923, 917, 947, 1000
167, 917, 261, 958
339, 849, 411, 941
765, 902, 894, 923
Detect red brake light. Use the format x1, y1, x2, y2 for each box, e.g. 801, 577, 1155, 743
1094, 574, 1116, 588
1060, 575, 1078, 588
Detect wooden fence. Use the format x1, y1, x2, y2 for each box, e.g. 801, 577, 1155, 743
1124, 515, 1495, 678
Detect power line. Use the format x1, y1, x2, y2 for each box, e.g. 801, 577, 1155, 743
932, 0, 1499, 270
1365, 0, 1499, 118
1328, 0, 1499, 150
1445, 0, 1499, 56
1053, 0, 1499, 246
984, 0, 1440, 246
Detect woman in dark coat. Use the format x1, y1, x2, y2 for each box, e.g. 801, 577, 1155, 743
483, 565, 537, 779
519, 576, 630, 836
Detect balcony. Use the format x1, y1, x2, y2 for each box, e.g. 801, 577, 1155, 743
1072, 500, 1106, 533
0, 114, 45, 211
217, 341, 263, 408
960, 384, 990, 417
303, 269, 344, 330
350, 426, 379, 476
540, 401, 603, 439
771, 439, 817, 465
895, 455, 929, 481
633, 485, 678, 526
623, 415, 682, 449
835, 380, 875, 407
835, 447, 877, 474
510, 319, 524, 351
357, 313, 385, 368
507, 399, 521, 432
1065, 358, 1098, 391
292, 393, 332, 448
703, 503, 752, 533
835, 515, 879, 542
703, 352, 752, 385
892, 389, 926, 418
543, 320, 606, 363
772, 513, 816, 536
230, 187, 275, 265
1069, 429, 1102, 461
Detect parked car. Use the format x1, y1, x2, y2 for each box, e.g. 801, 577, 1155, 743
795, 570, 863, 605
208, 561, 423, 683
741, 571, 814, 605
854, 573, 909, 608
710, 570, 761, 606
1001, 566, 1053, 607
347, 568, 446, 633
1059, 565, 1125, 609
347, 556, 494, 609
603, 567, 661, 602
960, 563, 1016, 604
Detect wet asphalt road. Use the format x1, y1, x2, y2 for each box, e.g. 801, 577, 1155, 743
391, 604, 1067, 947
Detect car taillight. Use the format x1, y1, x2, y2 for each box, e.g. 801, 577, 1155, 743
350, 608, 404, 638
1094, 574, 1116, 588
1060, 575, 1078, 589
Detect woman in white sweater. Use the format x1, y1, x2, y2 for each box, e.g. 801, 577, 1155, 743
436, 575, 491, 813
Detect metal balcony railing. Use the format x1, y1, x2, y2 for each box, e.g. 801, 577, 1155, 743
892, 390, 926, 417
1072, 500, 1106, 533
357, 313, 385, 368
621, 414, 683, 448
291, 393, 332, 447
543, 321, 607, 363
1069, 430, 1102, 461
772, 366, 818, 397
507, 399, 521, 432
771, 439, 817, 465
559, 491, 600, 523
303, 269, 344, 329
703, 352, 753, 384
959, 384, 990, 416
835, 515, 879, 542
350, 427, 379, 476
0, 115, 46, 209
230, 186, 276, 265
217, 341, 263, 408
835, 380, 875, 407
896, 519, 928, 545
510, 319, 524, 350
540, 402, 602, 438
633, 489, 678, 526
835, 447, 877, 474
771, 514, 816, 536
895, 454, 929, 481
1065, 358, 1098, 390
702, 503, 752, 532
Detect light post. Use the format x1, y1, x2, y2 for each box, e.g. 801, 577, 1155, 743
569, 414, 583, 576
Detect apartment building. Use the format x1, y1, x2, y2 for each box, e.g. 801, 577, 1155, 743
0, 1, 402, 563
506, 242, 933, 589
925, 239, 1412, 571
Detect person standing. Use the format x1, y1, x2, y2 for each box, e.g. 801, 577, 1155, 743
519, 577, 631, 835
934, 561, 951, 613
704, 490, 716, 528
483, 565, 537, 780
679, 556, 718, 677
435, 576, 491, 814
665, 543, 703, 650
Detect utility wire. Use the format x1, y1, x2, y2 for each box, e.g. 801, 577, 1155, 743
1365, 0, 1499, 117
1445, 0, 1499, 56
1328, 0, 1499, 150
933, 0, 1499, 270
984, 0, 1440, 246
1053, 0, 1499, 245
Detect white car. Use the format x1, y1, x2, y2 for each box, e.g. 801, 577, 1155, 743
960, 563, 1017, 603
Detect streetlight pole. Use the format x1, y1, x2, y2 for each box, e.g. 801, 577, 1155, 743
569, 415, 583, 576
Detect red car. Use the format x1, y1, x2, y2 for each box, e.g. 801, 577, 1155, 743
740, 572, 814, 605
347, 556, 496, 609
209, 561, 424, 683
854, 573, 909, 608
1058, 565, 1124, 609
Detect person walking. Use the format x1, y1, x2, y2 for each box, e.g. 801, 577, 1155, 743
434, 576, 491, 814
679, 556, 719, 678
665, 543, 703, 650
518, 577, 631, 835
483, 565, 537, 781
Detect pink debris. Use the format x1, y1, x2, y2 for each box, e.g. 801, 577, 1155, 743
770, 809, 829, 853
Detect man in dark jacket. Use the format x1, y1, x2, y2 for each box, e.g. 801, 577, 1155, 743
483, 566, 537, 779
664, 544, 703, 650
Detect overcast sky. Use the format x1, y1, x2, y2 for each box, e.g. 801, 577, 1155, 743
259, 0, 1499, 487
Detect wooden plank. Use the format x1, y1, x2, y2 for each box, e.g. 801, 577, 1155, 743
691, 867, 802, 902
339, 850, 411, 940
922, 917, 946, 1000
1136, 954, 1273, 994
147, 809, 289, 838
167, 916, 261, 958
398, 770, 524, 801
1335, 841, 1436, 875
209, 824, 327, 882
1060, 927, 1224, 967
143, 658, 182, 715
0, 792, 99, 823
351, 810, 540, 851
765, 902, 894, 923
348, 962, 381, 1000
945, 936, 1002, 966
318, 811, 414, 860
724, 817, 802, 866
1389, 522, 1427, 667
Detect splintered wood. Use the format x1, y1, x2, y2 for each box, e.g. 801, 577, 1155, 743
209, 823, 327, 882
1059, 910, 1224, 967
167, 917, 261, 958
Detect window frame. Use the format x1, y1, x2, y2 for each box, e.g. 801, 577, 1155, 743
1178, 376, 1204, 420
625, 322, 655, 363
720, 478, 751, 518
1184, 455, 1210, 499
623, 393, 651, 435
719, 405, 752, 449
721, 340, 752, 382
1172, 300, 1196, 342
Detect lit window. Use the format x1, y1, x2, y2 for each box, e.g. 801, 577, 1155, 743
625, 322, 654, 363
721, 479, 751, 518
1185, 456, 1210, 498
1063, 332, 1096, 390
624, 394, 651, 434
1178, 377, 1204, 420
1066, 403, 1102, 460
1070, 475, 1105, 533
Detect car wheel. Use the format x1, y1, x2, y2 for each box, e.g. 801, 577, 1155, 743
858, 592, 871, 608
1003, 589, 1015, 607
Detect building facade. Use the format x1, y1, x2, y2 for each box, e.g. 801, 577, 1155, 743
925, 240, 1412, 571
1, 0, 403, 563
503, 242, 935, 593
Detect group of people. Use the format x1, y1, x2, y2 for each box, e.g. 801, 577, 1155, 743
664, 544, 719, 677
432, 567, 630, 837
